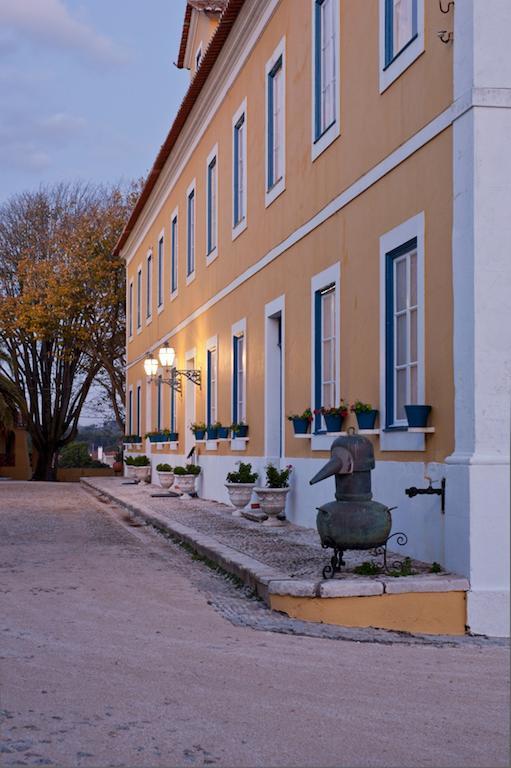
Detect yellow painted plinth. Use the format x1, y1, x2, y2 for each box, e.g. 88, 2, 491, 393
270, 591, 467, 636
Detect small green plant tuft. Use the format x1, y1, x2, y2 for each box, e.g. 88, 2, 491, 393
429, 561, 442, 573
388, 556, 414, 577
353, 560, 382, 576
265, 463, 292, 488
226, 462, 258, 484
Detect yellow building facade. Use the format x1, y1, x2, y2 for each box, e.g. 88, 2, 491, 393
119, 0, 511, 636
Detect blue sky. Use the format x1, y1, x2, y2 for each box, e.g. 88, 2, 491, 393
0, 0, 189, 202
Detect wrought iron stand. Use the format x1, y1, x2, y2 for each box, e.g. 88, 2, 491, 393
321, 531, 409, 579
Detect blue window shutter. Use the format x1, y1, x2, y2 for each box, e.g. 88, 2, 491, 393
314, 289, 323, 433
207, 350, 212, 426
384, 0, 393, 66
233, 126, 239, 225
207, 164, 212, 252
232, 337, 238, 422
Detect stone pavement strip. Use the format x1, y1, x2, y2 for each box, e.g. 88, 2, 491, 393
81, 477, 469, 605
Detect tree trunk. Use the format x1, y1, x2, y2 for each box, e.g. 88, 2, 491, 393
33, 447, 58, 481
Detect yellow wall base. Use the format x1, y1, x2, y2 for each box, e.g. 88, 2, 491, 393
57, 468, 114, 483
270, 591, 467, 636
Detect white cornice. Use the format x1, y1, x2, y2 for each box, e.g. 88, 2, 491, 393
122, 0, 279, 265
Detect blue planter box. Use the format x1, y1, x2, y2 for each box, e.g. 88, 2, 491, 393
233, 425, 248, 438
148, 433, 170, 443
292, 417, 311, 434
324, 414, 344, 433
194, 430, 206, 440
124, 436, 141, 444
355, 410, 378, 430
217, 427, 230, 439
169, 432, 179, 442
206, 427, 218, 440
404, 405, 431, 428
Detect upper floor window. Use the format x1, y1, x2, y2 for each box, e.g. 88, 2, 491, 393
171, 211, 178, 296
206, 149, 218, 258
232, 101, 247, 237
136, 383, 141, 437
157, 235, 164, 309
146, 251, 152, 319
187, 184, 195, 279
136, 268, 142, 330
379, 0, 423, 92
128, 280, 133, 338
266, 39, 286, 205
312, 0, 340, 160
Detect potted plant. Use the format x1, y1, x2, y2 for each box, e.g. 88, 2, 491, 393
254, 464, 292, 526
173, 463, 201, 497
217, 424, 230, 439
231, 421, 248, 438
225, 462, 259, 516
124, 455, 136, 478
190, 422, 206, 440
206, 421, 222, 440
145, 429, 173, 443
123, 434, 141, 444
351, 401, 379, 430
315, 403, 348, 433
156, 462, 174, 489
287, 408, 313, 435
113, 450, 123, 475
130, 454, 151, 482
405, 404, 432, 428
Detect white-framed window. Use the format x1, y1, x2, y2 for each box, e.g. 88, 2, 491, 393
128, 386, 133, 434
232, 99, 247, 239
265, 38, 286, 206
128, 279, 133, 339
379, 0, 424, 93
206, 337, 218, 427
186, 181, 196, 281
379, 212, 425, 451
146, 250, 152, 320
311, 0, 340, 161
170, 208, 178, 297
136, 383, 141, 437
195, 43, 203, 71
156, 375, 163, 432
157, 232, 164, 310
136, 266, 142, 331
232, 319, 246, 424
206, 145, 218, 262
311, 263, 340, 434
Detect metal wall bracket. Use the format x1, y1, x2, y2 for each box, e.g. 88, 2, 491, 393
405, 478, 446, 512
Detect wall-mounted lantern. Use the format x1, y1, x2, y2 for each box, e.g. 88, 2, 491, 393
143, 344, 201, 394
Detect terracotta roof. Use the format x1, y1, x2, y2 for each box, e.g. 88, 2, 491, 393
177, 0, 227, 70
114, 0, 244, 259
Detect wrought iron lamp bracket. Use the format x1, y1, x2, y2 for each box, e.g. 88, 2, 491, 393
149, 367, 201, 393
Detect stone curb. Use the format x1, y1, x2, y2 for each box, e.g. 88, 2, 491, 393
81, 478, 469, 604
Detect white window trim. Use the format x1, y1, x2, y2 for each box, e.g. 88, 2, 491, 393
379, 0, 425, 93
136, 264, 142, 335
170, 206, 179, 301
186, 179, 196, 285
265, 37, 286, 207
206, 335, 219, 426
379, 211, 425, 451
128, 278, 134, 342
311, 0, 341, 162
157, 228, 165, 314
231, 318, 247, 423
145, 249, 153, 325
206, 144, 219, 265
310, 263, 341, 450
232, 98, 248, 241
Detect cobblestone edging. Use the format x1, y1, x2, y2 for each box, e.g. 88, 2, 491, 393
81, 478, 469, 605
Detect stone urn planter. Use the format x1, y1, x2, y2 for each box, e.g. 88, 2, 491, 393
175, 474, 197, 498
225, 482, 256, 516
125, 463, 136, 479
133, 465, 151, 483
254, 487, 290, 526
157, 471, 174, 490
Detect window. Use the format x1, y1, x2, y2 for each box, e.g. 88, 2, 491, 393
207, 345, 218, 427
266, 39, 286, 205
206, 150, 218, 257
187, 186, 195, 278
136, 384, 141, 437
128, 388, 133, 434
385, 0, 417, 66
314, 284, 336, 431
170, 367, 177, 434
195, 44, 202, 71
232, 323, 246, 424
385, 239, 418, 426
146, 251, 152, 319
379, 0, 423, 92
128, 280, 133, 338
312, 0, 339, 158
232, 101, 247, 236
171, 212, 178, 295
156, 376, 162, 431
157, 235, 164, 308
136, 268, 142, 330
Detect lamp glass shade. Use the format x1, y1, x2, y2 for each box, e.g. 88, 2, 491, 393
159, 346, 175, 368
144, 356, 158, 377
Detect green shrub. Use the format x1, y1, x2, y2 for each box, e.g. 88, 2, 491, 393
125, 455, 151, 467
174, 464, 201, 475
156, 463, 173, 472
265, 463, 292, 488
58, 442, 108, 468
226, 462, 258, 484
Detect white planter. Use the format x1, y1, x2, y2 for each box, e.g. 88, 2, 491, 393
125, 464, 136, 479
133, 465, 151, 482
225, 482, 255, 516
157, 471, 174, 490
254, 487, 290, 526
175, 474, 198, 498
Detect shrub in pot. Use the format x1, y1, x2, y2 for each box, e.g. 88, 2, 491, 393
287, 408, 313, 435
255, 464, 292, 526
174, 463, 201, 497
231, 421, 248, 438
350, 401, 379, 430
206, 421, 222, 440
404, 404, 431, 428
217, 425, 230, 439
113, 450, 123, 475
145, 429, 174, 443
156, 462, 174, 489
190, 422, 206, 440
123, 434, 141, 444
315, 403, 348, 433
129, 454, 151, 482
225, 462, 259, 516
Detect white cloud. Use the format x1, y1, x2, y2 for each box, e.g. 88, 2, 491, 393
0, 0, 125, 65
